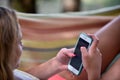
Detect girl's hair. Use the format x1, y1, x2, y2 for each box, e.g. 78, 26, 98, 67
0, 7, 18, 80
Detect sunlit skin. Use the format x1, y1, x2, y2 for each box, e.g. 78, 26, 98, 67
1, 7, 120, 80
11, 22, 101, 80
27, 34, 102, 80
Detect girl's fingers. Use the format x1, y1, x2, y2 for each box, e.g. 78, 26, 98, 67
88, 34, 99, 51
64, 52, 75, 58
81, 47, 88, 58
61, 48, 75, 58
67, 48, 74, 53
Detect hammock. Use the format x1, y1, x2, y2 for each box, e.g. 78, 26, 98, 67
17, 5, 120, 80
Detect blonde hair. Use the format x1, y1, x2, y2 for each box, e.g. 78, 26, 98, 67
0, 7, 18, 80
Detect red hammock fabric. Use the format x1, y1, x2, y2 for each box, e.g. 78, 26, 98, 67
18, 16, 114, 80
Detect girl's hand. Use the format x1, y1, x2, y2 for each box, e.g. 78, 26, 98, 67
54, 48, 75, 71
81, 34, 102, 80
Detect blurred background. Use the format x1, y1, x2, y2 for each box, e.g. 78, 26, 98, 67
0, 1, 120, 78
0, 0, 120, 13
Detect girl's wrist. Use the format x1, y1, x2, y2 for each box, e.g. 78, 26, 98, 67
53, 57, 64, 72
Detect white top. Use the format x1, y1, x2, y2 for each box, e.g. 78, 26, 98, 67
13, 69, 39, 80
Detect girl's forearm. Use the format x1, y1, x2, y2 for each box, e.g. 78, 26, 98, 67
88, 71, 101, 80
27, 57, 62, 80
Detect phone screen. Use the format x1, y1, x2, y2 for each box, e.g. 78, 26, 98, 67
70, 38, 89, 70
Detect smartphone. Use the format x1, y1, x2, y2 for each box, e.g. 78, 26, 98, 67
68, 33, 93, 75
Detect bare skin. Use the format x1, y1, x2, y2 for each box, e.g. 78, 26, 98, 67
73, 16, 120, 80
95, 16, 120, 72
101, 58, 120, 80
26, 16, 120, 80
26, 48, 75, 80
27, 34, 101, 80
81, 34, 102, 80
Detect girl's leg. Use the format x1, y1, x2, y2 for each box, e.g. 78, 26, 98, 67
74, 16, 120, 80
95, 16, 120, 72
101, 56, 120, 80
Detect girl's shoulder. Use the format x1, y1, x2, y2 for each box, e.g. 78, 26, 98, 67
13, 69, 39, 80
